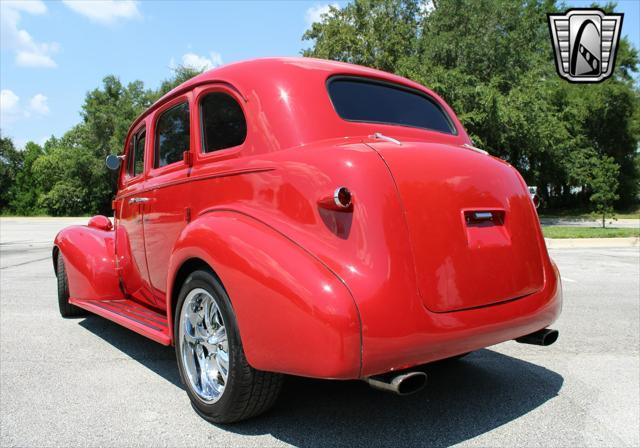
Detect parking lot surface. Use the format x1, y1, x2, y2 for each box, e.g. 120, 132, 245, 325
1, 218, 639, 447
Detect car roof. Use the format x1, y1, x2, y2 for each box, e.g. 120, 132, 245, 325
162, 57, 429, 100
124, 57, 470, 154
126, 57, 438, 139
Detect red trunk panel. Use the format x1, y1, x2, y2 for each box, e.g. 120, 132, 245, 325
370, 141, 545, 312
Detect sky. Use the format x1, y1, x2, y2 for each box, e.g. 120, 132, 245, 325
0, 0, 638, 149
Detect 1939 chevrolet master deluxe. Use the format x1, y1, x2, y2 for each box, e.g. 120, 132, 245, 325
53, 58, 561, 423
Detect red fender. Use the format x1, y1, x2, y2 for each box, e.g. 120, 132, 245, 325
167, 210, 362, 379
54, 224, 122, 301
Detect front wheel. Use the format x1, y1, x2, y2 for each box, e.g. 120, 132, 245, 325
174, 270, 283, 423
56, 255, 87, 318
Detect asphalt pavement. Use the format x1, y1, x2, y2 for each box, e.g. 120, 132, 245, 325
1, 218, 639, 447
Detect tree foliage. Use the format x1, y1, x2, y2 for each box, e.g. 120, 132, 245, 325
0, 65, 202, 216
10, 141, 44, 215
1, 1, 638, 217
0, 135, 23, 210
568, 148, 620, 226
304, 0, 639, 212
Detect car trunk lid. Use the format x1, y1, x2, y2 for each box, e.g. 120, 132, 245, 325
368, 140, 545, 313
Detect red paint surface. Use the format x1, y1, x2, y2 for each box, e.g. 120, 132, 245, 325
54, 58, 561, 379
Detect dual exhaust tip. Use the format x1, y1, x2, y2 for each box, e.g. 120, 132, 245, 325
364, 328, 559, 396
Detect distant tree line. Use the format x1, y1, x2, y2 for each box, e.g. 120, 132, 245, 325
0, 66, 201, 216
304, 0, 639, 217
1, 0, 638, 218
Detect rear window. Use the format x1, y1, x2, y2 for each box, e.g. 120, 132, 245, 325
327, 77, 456, 135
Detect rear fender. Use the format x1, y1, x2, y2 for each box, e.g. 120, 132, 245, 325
53, 223, 122, 301
167, 210, 362, 379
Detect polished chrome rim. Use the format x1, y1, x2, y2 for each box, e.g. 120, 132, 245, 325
179, 288, 229, 403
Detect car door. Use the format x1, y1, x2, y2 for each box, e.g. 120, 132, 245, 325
115, 123, 156, 307
142, 93, 194, 308
187, 83, 249, 212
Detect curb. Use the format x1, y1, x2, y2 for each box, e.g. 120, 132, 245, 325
545, 237, 639, 249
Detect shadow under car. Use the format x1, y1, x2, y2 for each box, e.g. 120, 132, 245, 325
79, 315, 563, 447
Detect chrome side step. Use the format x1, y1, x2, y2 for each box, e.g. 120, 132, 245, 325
70, 298, 171, 345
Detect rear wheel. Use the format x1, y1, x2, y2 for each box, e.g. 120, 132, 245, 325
174, 270, 282, 423
56, 255, 87, 318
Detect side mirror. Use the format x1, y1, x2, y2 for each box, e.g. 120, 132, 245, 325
105, 154, 123, 171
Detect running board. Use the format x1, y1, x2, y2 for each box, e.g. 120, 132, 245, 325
70, 298, 171, 345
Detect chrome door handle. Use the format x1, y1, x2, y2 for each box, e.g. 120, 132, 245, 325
128, 197, 150, 204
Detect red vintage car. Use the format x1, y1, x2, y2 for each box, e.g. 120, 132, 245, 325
53, 57, 561, 423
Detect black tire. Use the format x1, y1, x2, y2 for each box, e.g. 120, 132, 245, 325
56, 255, 87, 318
174, 270, 283, 424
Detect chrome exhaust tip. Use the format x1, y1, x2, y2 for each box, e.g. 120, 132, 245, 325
364, 371, 427, 396
516, 328, 559, 346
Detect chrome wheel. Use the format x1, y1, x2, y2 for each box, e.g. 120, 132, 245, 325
179, 288, 229, 403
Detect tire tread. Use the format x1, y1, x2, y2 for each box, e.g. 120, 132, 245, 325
56, 255, 87, 318
176, 270, 282, 424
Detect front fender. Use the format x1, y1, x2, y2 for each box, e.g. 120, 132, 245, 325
168, 210, 362, 379
54, 225, 122, 301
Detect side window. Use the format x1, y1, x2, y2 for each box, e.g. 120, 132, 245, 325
126, 128, 146, 178
200, 92, 246, 153
155, 102, 190, 168
127, 138, 135, 176
134, 130, 145, 176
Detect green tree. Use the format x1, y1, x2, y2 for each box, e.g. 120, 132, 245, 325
0, 64, 203, 216
590, 156, 620, 228
303, 0, 639, 211
156, 65, 204, 99
572, 81, 639, 207
0, 134, 23, 212
80, 77, 155, 214
303, 0, 421, 72
82, 76, 155, 160
9, 141, 44, 214
568, 148, 620, 227
31, 127, 103, 216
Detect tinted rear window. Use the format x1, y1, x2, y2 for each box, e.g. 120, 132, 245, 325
327, 78, 455, 134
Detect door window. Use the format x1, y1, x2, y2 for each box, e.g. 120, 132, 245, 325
127, 127, 146, 178
155, 102, 190, 168
200, 92, 246, 153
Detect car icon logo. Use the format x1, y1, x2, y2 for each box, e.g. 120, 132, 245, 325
547, 9, 623, 83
